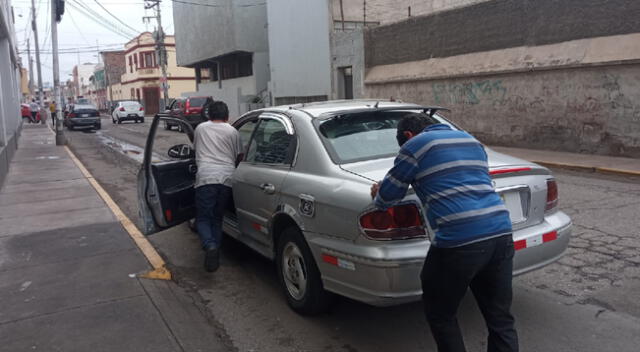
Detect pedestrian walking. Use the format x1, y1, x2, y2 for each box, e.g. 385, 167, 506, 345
371, 113, 519, 352
193, 101, 243, 272
29, 99, 39, 123
49, 100, 57, 127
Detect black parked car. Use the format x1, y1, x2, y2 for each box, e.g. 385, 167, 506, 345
64, 104, 101, 130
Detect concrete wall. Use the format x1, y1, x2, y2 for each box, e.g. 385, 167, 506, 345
363, 0, 640, 158
267, 0, 332, 101
196, 76, 259, 120
365, 0, 640, 68
367, 64, 640, 157
330, 29, 365, 99
333, 0, 489, 24
172, 0, 268, 67
0, 0, 22, 187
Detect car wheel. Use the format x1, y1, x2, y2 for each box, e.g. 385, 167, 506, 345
68, 125, 74, 131
112, 117, 116, 124
95, 124, 101, 130
140, 118, 145, 123
177, 124, 183, 133
276, 226, 332, 315
164, 121, 170, 130
117, 118, 122, 124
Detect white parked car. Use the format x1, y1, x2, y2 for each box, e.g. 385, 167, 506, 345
112, 101, 145, 124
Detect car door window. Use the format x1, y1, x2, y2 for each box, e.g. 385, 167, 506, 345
246, 118, 294, 165
236, 118, 259, 155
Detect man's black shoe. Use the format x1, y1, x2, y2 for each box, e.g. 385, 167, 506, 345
204, 247, 219, 272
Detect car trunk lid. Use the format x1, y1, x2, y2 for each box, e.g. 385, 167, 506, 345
340, 148, 551, 229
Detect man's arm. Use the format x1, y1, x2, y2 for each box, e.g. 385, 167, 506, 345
373, 148, 419, 209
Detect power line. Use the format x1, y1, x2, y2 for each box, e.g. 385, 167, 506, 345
66, 0, 136, 39
93, 0, 141, 34
170, 0, 265, 8
70, 0, 137, 37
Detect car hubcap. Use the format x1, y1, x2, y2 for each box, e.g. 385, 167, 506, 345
282, 242, 307, 300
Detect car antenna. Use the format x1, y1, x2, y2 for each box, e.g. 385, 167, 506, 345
374, 101, 380, 108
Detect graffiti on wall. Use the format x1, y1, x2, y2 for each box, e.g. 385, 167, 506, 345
432, 80, 507, 106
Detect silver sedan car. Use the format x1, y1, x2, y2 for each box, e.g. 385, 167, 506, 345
138, 100, 571, 315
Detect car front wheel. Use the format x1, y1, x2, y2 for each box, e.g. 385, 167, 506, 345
276, 226, 332, 315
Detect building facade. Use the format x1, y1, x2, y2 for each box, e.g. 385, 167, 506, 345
72, 63, 97, 101
100, 50, 126, 103
172, 1, 269, 118
363, 0, 640, 158
0, 0, 23, 186
120, 32, 197, 115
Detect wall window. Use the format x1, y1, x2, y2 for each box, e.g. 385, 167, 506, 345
144, 52, 155, 68
134, 55, 138, 70
208, 52, 253, 81
128, 56, 133, 73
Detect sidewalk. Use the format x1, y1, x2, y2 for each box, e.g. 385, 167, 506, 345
0, 125, 224, 352
490, 145, 640, 176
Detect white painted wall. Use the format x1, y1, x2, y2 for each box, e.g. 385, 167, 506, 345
267, 0, 333, 100
195, 76, 258, 120
172, 0, 269, 67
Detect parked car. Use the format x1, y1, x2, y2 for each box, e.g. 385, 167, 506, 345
138, 100, 572, 315
64, 104, 101, 130
21, 104, 32, 121
111, 101, 145, 124
164, 96, 210, 131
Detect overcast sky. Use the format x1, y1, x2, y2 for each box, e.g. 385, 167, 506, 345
12, 0, 175, 85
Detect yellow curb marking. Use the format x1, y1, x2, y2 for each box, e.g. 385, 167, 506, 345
64, 146, 172, 281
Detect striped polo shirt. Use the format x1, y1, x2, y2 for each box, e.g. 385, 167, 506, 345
374, 124, 512, 248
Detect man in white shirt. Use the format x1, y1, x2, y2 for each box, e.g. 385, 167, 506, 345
193, 101, 243, 272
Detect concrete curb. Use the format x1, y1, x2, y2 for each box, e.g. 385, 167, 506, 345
533, 160, 640, 177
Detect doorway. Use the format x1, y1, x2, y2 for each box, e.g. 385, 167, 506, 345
142, 87, 160, 115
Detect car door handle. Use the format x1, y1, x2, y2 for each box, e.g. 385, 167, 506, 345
259, 183, 276, 194
188, 164, 197, 174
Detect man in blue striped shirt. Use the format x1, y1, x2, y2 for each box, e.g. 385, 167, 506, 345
372, 113, 519, 352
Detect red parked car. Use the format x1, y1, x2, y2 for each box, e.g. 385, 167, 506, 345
21, 104, 40, 123
164, 96, 211, 131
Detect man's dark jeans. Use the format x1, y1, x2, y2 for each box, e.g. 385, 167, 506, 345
195, 184, 231, 251
421, 234, 518, 352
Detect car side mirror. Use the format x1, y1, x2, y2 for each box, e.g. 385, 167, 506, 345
165, 105, 171, 110
168, 144, 194, 159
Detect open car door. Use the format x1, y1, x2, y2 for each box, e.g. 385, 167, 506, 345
138, 113, 197, 235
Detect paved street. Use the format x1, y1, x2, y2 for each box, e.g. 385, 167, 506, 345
56, 115, 640, 352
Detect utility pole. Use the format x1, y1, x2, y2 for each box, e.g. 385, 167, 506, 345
144, 0, 169, 110
31, 0, 45, 121
27, 39, 34, 98
52, 0, 66, 145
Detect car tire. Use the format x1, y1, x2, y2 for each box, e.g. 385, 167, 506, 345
276, 226, 332, 315
95, 124, 101, 130
164, 121, 171, 130
117, 118, 122, 124
140, 118, 145, 123
177, 124, 183, 133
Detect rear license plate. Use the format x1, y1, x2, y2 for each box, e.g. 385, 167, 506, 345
81, 114, 89, 117
500, 191, 525, 223
128, 114, 137, 117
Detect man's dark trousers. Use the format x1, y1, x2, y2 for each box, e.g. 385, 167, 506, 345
195, 184, 231, 250
421, 234, 518, 352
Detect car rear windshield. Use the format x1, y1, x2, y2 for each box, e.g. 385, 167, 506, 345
188, 97, 207, 107
316, 110, 446, 164
122, 102, 140, 108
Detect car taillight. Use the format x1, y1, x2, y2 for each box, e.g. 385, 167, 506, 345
545, 179, 558, 212
119, 107, 125, 111
139, 106, 144, 111
359, 204, 426, 240
68, 112, 75, 118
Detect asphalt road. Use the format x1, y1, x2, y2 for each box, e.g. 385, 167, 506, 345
64, 116, 640, 352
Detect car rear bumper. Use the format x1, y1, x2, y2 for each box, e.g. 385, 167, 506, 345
116, 112, 144, 120
305, 210, 571, 307
68, 118, 100, 128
